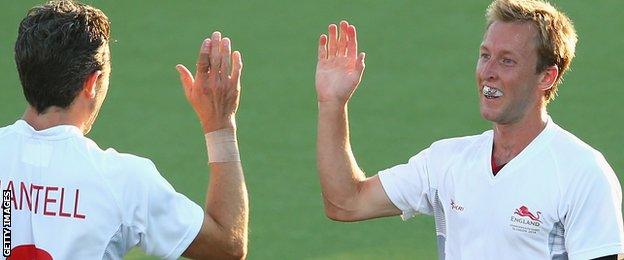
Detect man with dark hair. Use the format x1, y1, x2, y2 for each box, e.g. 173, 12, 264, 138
1, 1, 247, 259
314, 0, 623, 259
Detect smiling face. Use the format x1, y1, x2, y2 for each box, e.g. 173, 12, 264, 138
476, 21, 547, 125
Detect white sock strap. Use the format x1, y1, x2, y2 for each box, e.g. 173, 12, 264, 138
205, 128, 240, 163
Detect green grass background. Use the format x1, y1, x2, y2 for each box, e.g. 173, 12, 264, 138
1, 1, 622, 259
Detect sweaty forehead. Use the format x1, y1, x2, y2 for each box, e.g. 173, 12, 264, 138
481, 21, 538, 56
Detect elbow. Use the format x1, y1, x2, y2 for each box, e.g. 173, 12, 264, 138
325, 209, 350, 222
224, 234, 248, 260
211, 224, 247, 260
184, 217, 248, 260
215, 239, 246, 260
322, 197, 359, 222
227, 245, 247, 260
324, 205, 342, 221
235, 249, 248, 260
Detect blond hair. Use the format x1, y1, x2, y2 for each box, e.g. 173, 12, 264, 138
486, 0, 577, 102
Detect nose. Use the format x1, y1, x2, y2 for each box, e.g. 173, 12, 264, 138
477, 58, 497, 82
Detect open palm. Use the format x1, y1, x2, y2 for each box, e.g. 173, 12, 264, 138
176, 32, 243, 133
315, 21, 366, 104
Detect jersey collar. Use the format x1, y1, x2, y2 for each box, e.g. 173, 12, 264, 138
485, 115, 558, 181
12, 120, 83, 140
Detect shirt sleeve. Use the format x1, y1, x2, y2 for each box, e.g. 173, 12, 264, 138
123, 159, 204, 260
563, 154, 624, 260
378, 148, 433, 220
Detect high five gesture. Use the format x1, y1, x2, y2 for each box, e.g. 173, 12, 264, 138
316, 21, 366, 104
315, 21, 400, 222
177, 31, 243, 133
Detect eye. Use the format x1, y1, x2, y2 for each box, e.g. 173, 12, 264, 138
480, 53, 490, 60
501, 58, 516, 65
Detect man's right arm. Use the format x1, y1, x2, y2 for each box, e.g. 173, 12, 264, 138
315, 21, 401, 222
176, 32, 248, 259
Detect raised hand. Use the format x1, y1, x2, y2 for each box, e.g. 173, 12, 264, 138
176, 32, 243, 133
315, 20, 366, 105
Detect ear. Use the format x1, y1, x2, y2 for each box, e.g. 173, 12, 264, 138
82, 70, 103, 99
538, 65, 558, 92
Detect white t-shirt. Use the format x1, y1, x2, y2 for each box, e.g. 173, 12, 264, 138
0, 120, 204, 259
378, 117, 624, 260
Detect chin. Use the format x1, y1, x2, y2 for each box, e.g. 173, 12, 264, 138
479, 101, 497, 121
480, 110, 497, 123
480, 105, 506, 124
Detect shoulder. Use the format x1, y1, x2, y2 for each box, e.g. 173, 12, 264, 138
102, 148, 156, 171
399, 131, 490, 175
549, 125, 610, 172
102, 147, 160, 182
427, 131, 491, 160
550, 126, 601, 159
0, 122, 17, 139
431, 131, 489, 151
548, 125, 618, 190
82, 141, 174, 217
74, 137, 161, 183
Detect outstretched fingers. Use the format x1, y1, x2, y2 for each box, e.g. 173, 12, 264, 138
318, 34, 328, 60
347, 25, 358, 60
322, 21, 358, 62
220, 37, 232, 82
328, 24, 338, 57
210, 31, 222, 74
337, 20, 349, 56
196, 39, 211, 75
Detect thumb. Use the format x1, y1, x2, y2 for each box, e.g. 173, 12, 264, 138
230, 51, 243, 89
176, 64, 194, 93
355, 52, 366, 75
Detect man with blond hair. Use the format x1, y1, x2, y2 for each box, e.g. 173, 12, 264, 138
314, 0, 624, 259
1, 1, 247, 259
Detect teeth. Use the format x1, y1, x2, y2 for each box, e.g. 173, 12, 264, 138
482, 85, 503, 98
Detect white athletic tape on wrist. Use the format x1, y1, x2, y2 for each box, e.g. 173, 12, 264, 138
205, 128, 240, 163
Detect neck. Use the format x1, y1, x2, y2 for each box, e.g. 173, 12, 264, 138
22, 106, 86, 134
492, 108, 547, 165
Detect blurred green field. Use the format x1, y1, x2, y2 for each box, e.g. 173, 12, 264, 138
1, 0, 622, 259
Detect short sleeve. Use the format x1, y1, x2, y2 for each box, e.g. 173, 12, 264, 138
121, 160, 204, 259
378, 148, 433, 220
563, 155, 624, 260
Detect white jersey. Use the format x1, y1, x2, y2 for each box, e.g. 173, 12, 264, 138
0, 120, 204, 259
378, 117, 624, 260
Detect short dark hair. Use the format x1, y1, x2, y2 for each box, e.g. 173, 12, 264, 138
15, 0, 111, 114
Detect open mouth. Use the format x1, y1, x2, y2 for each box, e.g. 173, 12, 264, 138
482, 85, 503, 99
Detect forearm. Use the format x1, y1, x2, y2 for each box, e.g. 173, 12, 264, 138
179, 32, 247, 259
204, 130, 248, 258
206, 161, 248, 255
317, 102, 367, 209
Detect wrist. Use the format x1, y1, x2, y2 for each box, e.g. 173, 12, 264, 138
318, 100, 348, 109
318, 100, 348, 114
205, 128, 240, 163
200, 117, 237, 134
